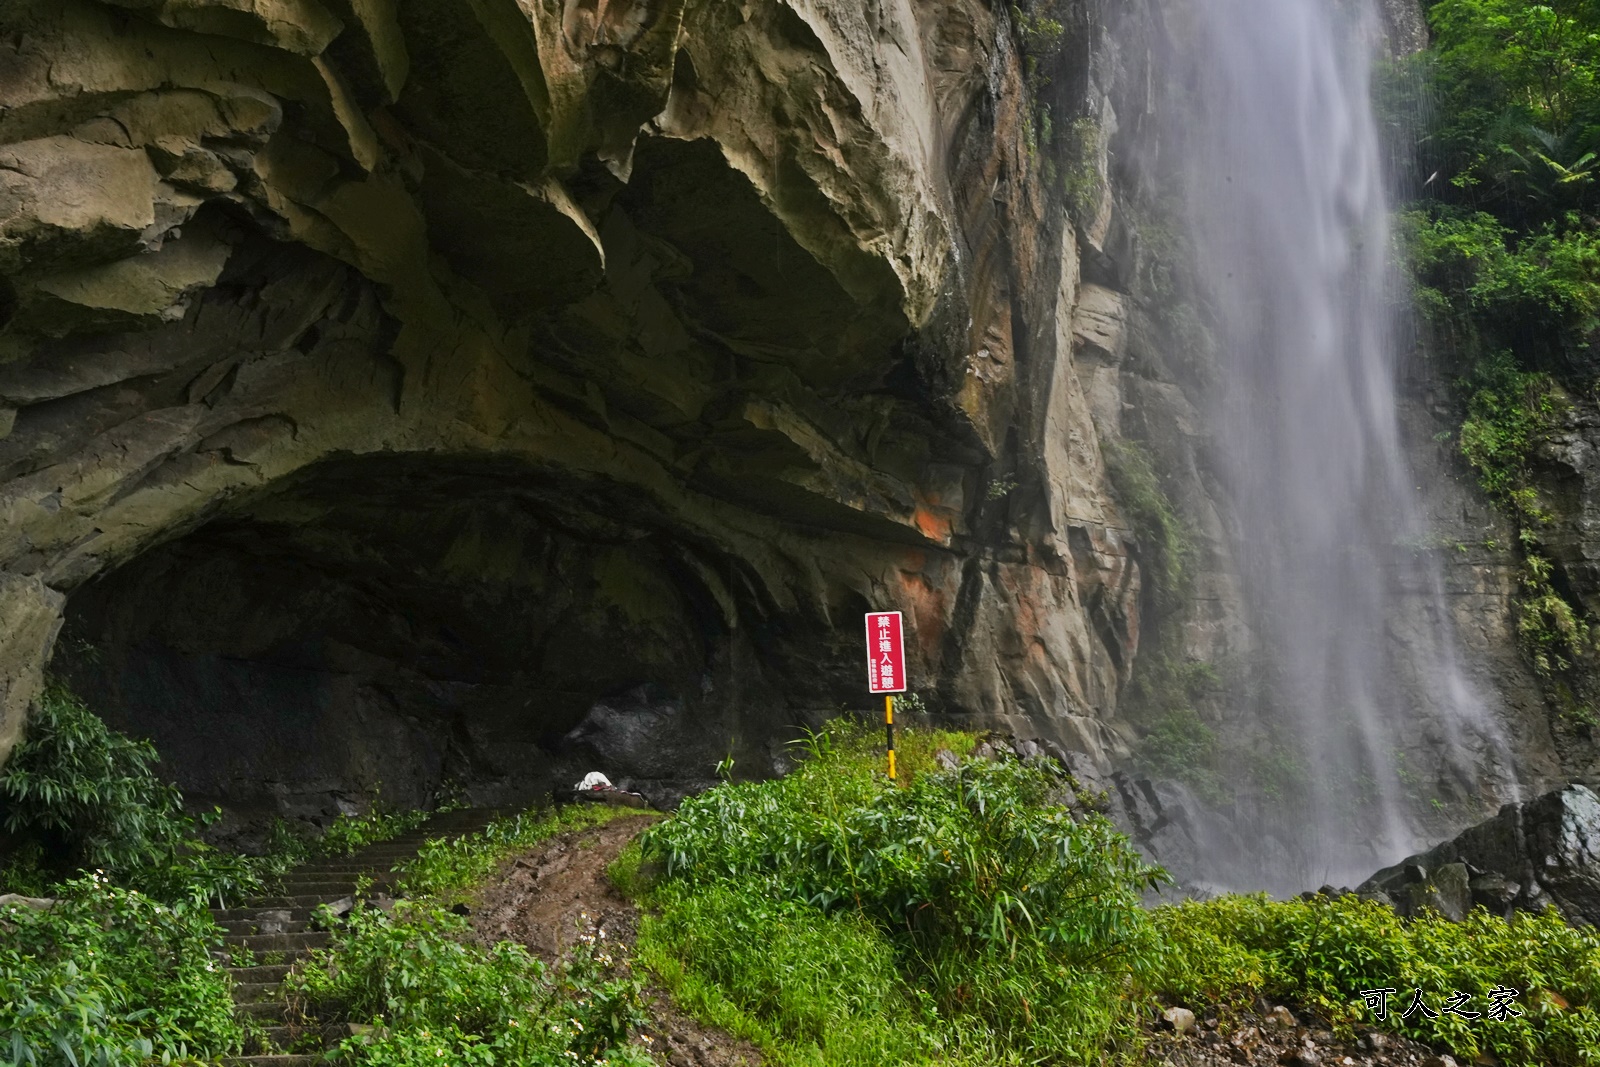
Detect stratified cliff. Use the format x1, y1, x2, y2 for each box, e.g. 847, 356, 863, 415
0, 0, 1157, 811
2, 0, 1585, 868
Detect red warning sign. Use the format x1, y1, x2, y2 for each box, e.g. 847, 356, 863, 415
865, 611, 907, 694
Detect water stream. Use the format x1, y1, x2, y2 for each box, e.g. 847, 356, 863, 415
1170, 0, 1516, 891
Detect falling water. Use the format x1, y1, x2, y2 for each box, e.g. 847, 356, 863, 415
1170, 0, 1515, 890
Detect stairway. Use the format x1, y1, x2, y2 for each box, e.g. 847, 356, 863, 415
217, 808, 499, 1065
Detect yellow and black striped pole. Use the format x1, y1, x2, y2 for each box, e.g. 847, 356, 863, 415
886, 694, 896, 780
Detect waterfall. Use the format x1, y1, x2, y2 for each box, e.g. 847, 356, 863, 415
1168, 0, 1515, 890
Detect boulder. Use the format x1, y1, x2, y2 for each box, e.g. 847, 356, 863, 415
0, 893, 56, 912
1521, 785, 1600, 921
1357, 784, 1600, 924
1402, 862, 1472, 922
1161, 1006, 1197, 1034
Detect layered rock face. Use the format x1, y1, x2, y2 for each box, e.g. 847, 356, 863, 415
0, 0, 1152, 811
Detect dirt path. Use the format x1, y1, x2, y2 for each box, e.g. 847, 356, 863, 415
469, 814, 762, 1067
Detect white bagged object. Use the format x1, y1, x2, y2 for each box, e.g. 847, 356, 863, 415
576, 771, 613, 792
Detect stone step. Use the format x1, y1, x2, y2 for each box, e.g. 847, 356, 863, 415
236, 999, 288, 1021
220, 919, 311, 936
280, 864, 401, 877
211, 808, 503, 1061
215, 906, 316, 923
260, 1026, 296, 1051
216, 945, 316, 966
227, 964, 292, 984
216, 940, 319, 964
269, 880, 394, 895
269, 880, 368, 895
224, 932, 331, 953
233, 982, 282, 1004
247, 894, 352, 910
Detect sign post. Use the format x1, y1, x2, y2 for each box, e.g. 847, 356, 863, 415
865, 611, 907, 779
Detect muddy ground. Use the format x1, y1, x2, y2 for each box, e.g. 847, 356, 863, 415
469, 813, 762, 1067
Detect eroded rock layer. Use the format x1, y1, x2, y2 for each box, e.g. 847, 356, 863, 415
0, 0, 1146, 809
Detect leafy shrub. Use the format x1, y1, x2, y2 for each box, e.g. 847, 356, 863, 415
132, 841, 268, 910
1103, 437, 1192, 610
0, 685, 185, 878
1394, 206, 1598, 682
1148, 893, 1600, 1066
1416, 0, 1600, 223
0, 685, 269, 907
1454, 350, 1563, 519
1397, 207, 1600, 356
0, 681, 452, 907
0, 873, 243, 1066
1449, 353, 1595, 674
287, 902, 651, 1067
1380, 0, 1600, 704
1060, 116, 1104, 221
1133, 708, 1226, 803
636, 725, 1166, 1064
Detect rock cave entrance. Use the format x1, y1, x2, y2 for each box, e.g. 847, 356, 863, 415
57, 453, 769, 828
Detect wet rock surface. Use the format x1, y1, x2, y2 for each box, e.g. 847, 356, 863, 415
1356, 784, 1600, 924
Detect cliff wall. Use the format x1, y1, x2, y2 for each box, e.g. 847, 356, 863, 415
0, 0, 1583, 858
0, 0, 1156, 811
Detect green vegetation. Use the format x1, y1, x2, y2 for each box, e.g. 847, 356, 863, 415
1444, 350, 1597, 674
1060, 116, 1105, 222
1103, 440, 1237, 801
1102, 437, 1192, 610
287, 804, 656, 1065
1383, 0, 1600, 690
1012, 0, 1068, 96
286, 902, 651, 1066
7, 690, 1600, 1067
985, 477, 1019, 500
630, 722, 1166, 1065
0, 684, 445, 906
0, 682, 503, 1066
1411, 0, 1600, 226
1, 874, 244, 1065
1397, 208, 1600, 354
1131, 708, 1225, 804
0, 684, 182, 877
1151, 893, 1600, 1066
1010, 0, 1113, 223
620, 725, 1600, 1067
0, 684, 260, 907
